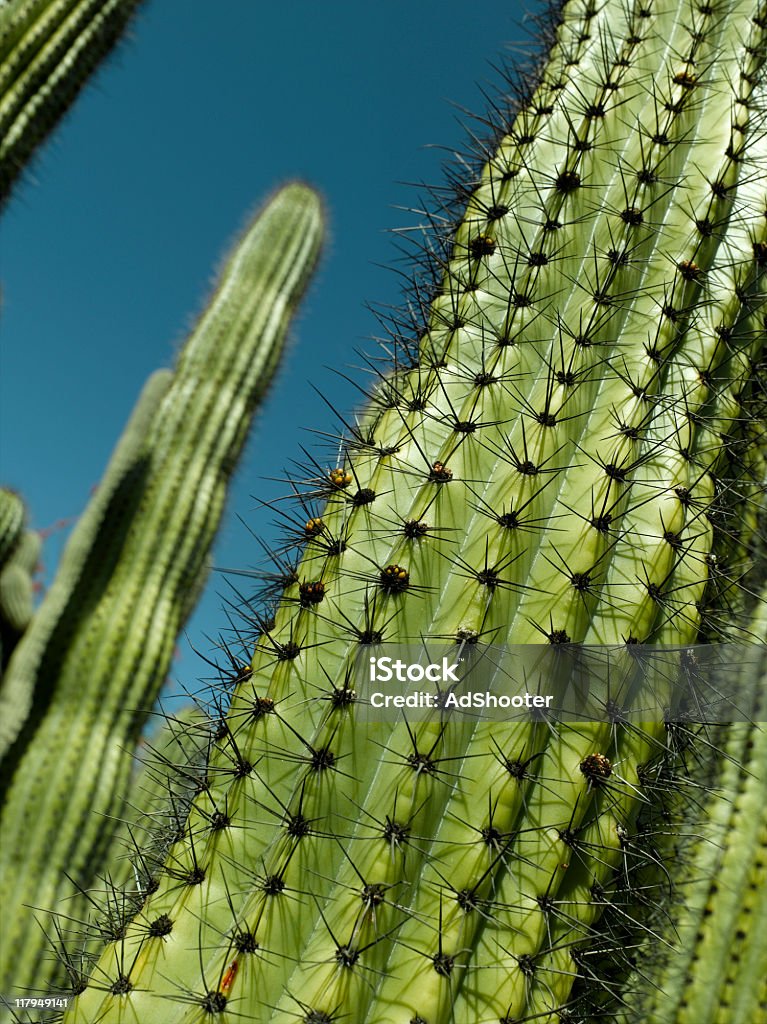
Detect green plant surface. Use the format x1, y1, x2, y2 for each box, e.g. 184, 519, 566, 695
608, 594, 767, 1024
106, 703, 212, 891
58, 0, 765, 1022
0, 0, 145, 205
0, 488, 39, 672
0, 182, 323, 1001
0, 490, 25, 566
0, 369, 172, 760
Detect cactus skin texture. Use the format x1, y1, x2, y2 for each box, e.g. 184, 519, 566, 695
0, 183, 324, 1002
0, 488, 40, 672
0, 0, 145, 205
0, 490, 26, 567
614, 602, 767, 1024
39, 1, 766, 1023
0, 370, 172, 762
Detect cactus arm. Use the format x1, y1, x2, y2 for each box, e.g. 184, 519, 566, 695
680, 714, 767, 1024
0, 0, 145, 205
0, 489, 25, 566
0, 368, 172, 762
0, 531, 40, 653
0, 182, 324, 999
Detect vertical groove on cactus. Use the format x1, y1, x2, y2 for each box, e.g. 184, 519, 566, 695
0, 182, 324, 999
0, 0, 146, 204
54, 1, 765, 1023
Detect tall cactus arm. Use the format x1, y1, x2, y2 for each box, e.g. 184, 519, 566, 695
0, 369, 172, 760
0, 0, 145, 205
0, 182, 324, 999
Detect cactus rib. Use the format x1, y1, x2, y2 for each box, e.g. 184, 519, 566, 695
583, 589, 767, 1024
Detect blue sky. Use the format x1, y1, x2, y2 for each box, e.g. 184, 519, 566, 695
1, 1, 541, 701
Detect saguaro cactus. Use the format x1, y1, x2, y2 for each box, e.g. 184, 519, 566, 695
45, 1, 765, 1023
0, 183, 323, 1000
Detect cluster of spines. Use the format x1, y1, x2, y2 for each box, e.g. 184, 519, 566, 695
49, 0, 767, 1022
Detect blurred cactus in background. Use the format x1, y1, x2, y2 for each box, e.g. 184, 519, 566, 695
0, 488, 40, 672
0, 182, 323, 1000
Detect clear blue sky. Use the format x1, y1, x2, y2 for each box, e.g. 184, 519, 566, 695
1, 0, 542, 701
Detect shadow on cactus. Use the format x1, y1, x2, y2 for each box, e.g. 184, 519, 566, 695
1, 0, 766, 1022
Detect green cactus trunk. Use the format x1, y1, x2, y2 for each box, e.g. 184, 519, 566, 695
49, 1, 766, 1023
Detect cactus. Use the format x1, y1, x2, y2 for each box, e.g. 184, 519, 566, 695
0, 183, 323, 1000
0, 0, 146, 205
109, 702, 212, 888
0, 490, 26, 568
2, 0, 766, 1021
617, 621, 767, 1024
0, 488, 40, 672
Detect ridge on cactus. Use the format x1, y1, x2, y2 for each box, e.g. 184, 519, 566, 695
1, 0, 766, 1022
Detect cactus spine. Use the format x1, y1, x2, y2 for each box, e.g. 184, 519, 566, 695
47, 1, 766, 1023
0, 183, 324, 1000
